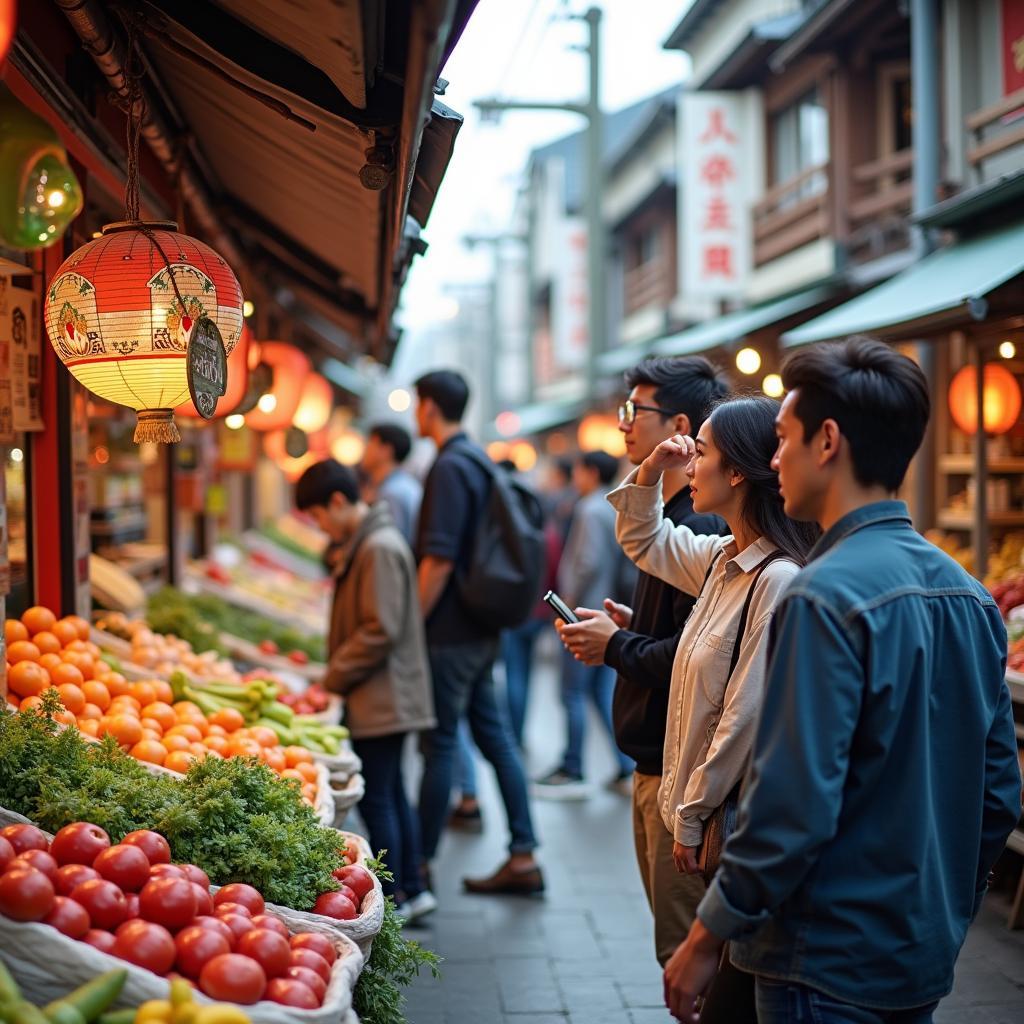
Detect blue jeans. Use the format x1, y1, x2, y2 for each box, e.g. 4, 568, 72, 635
502, 618, 544, 745
755, 978, 939, 1024
351, 732, 423, 900
419, 640, 538, 860
455, 720, 478, 798
559, 648, 634, 778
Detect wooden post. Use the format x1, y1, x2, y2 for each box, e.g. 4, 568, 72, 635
973, 338, 989, 580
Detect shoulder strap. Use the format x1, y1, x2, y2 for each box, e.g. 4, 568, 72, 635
446, 439, 496, 480
727, 551, 791, 679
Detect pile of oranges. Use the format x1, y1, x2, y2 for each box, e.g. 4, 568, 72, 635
4, 606, 320, 808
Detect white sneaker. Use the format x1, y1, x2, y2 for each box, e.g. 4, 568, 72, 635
396, 889, 438, 924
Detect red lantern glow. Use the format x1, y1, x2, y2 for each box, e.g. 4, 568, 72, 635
244, 342, 310, 431
0, 0, 15, 68
293, 372, 333, 433
948, 364, 1022, 435
177, 323, 251, 419
264, 425, 329, 482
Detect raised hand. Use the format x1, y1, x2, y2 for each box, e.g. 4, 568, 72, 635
639, 434, 695, 485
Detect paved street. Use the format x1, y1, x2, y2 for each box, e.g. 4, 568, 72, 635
384, 640, 1024, 1023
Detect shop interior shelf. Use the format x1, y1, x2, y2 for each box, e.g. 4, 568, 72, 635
938, 455, 1024, 474
937, 509, 1024, 530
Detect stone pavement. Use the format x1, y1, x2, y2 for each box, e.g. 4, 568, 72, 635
386, 642, 1024, 1023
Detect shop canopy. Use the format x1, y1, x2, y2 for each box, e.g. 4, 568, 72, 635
652, 284, 835, 357
597, 344, 655, 379
783, 220, 1024, 346
485, 397, 587, 442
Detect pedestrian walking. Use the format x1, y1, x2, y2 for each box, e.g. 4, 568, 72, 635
662, 337, 1022, 1023
295, 459, 437, 923
558, 355, 728, 966
414, 370, 544, 895
610, 395, 819, 1019
360, 423, 422, 546
535, 451, 635, 797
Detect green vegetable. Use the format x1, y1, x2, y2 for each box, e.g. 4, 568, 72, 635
43, 970, 127, 1024
94, 1012, 134, 1024
0, 960, 19, 1003
10, 1002, 49, 1024
354, 855, 442, 1024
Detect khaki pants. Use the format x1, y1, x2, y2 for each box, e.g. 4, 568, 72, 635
632, 771, 706, 967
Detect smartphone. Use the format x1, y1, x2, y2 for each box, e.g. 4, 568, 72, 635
543, 590, 579, 624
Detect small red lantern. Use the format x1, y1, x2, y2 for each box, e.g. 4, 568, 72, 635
177, 323, 251, 419
245, 341, 310, 431
0, 0, 15, 68
948, 364, 1022, 435
293, 372, 333, 433
264, 425, 329, 482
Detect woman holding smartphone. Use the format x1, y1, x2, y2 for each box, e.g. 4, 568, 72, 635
607, 395, 818, 1020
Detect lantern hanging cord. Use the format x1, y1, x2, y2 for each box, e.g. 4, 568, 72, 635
123, 17, 145, 224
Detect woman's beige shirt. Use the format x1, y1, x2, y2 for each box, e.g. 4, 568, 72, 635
608, 470, 800, 846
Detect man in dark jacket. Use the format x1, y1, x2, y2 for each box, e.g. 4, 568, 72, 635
560, 356, 729, 965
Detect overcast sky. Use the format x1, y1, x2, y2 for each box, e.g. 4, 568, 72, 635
396, 0, 692, 335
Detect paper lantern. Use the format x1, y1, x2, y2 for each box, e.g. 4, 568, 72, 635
44, 221, 243, 442
0, 0, 16, 68
293, 372, 333, 433
578, 413, 626, 457
177, 322, 251, 419
0, 83, 83, 250
245, 342, 310, 431
264, 425, 329, 482
948, 364, 1022, 436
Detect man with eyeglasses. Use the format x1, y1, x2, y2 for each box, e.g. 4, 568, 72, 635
558, 355, 730, 968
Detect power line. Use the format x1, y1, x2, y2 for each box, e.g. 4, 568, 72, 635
493, 0, 553, 100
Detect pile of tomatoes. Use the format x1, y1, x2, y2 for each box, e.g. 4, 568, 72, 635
4, 607, 320, 807
0, 821, 344, 1008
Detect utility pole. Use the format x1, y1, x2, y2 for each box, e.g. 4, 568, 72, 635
463, 235, 502, 428
475, 6, 604, 403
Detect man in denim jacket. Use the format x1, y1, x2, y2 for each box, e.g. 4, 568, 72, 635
664, 337, 1021, 1023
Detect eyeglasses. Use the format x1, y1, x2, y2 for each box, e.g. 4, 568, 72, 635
618, 399, 675, 425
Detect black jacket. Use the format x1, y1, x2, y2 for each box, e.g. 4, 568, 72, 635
605, 488, 727, 776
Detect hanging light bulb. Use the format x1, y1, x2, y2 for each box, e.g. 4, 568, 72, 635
293, 373, 333, 433
258, 392, 278, 414
244, 342, 310, 431
735, 347, 762, 375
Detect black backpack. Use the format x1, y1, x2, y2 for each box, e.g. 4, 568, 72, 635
452, 445, 546, 630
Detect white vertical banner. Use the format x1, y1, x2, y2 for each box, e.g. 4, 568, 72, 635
551, 216, 589, 371
681, 92, 753, 299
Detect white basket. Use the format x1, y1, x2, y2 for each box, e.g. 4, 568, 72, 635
329, 773, 365, 820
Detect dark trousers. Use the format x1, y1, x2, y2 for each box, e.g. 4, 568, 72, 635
352, 732, 424, 899
755, 977, 938, 1023
700, 954, 757, 1023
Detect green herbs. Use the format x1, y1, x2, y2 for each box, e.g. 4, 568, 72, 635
0, 706, 340, 909
353, 855, 442, 1024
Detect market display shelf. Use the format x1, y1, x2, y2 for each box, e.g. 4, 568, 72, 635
937, 509, 1024, 530
220, 630, 326, 682
184, 572, 326, 636
938, 455, 1024, 474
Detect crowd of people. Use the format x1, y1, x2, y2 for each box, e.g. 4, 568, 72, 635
294, 337, 1022, 1024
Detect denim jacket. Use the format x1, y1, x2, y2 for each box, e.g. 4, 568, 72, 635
699, 502, 1022, 1010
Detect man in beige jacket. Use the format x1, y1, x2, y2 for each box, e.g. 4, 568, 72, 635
296, 458, 437, 923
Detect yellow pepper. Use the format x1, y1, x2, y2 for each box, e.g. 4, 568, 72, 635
134, 1002, 172, 1024
191, 1010, 250, 1024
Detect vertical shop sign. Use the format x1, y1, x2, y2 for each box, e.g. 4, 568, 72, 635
0, 278, 13, 444
681, 92, 753, 299
551, 217, 589, 372
7, 284, 43, 431
1003, 0, 1024, 96
70, 384, 91, 616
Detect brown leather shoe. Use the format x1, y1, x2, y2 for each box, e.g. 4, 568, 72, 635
462, 860, 545, 896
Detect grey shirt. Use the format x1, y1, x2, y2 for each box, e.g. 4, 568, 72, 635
372, 468, 422, 546
558, 488, 620, 610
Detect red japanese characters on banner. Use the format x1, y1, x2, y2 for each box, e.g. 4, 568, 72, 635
1002, 0, 1024, 96
682, 93, 753, 299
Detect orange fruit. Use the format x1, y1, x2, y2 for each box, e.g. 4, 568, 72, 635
203, 735, 229, 755
50, 662, 85, 689
249, 726, 278, 748
131, 740, 167, 765
99, 715, 142, 747
280, 768, 305, 783
283, 745, 313, 768
140, 727, 163, 743
8, 661, 50, 698
209, 708, 245, 733
151, 680, 173, 704
141, 702, 176, 732
7, 641, 41, 665
162, 735, 191, 753
64, 639, 90, 653
39, 653, 64, 676
81, 681, 111, 711
78, 718, 100, 737
78, 703, 103, 721
32, 631, 62, 656
60, 652, 94, 681
21, 606, 56, 636
50, 620, 79, 648
204, 750, 224, 760
96, 672, 130, 698
260, 747, 286, 773
19, 695, 44, 713
140, 717, 164, 735
295, 761, 319, 783
301, 783, 317, 802
173, 701, 202, 719
166, 723, 202, 743
189, 742, 208, 759
4, 619, 29, 645
164, 750, 195, 774
229, 738, 262, 759
53, 709, 77, 727
109, 694, 142, 714
57, 683, 86, 716
6, 693, 19, 708
64, 615, 90, 642
206, 723, 227, 737
130, 681, 157, 707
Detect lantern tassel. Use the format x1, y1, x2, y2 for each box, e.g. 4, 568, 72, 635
134, 409, 181, 444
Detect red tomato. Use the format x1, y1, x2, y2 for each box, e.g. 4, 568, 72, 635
83, 928, 117, 954
236, 928, 292, 979
265, 978, 320, 1008
214, 902, 252, 919
0, 867, 55, 921
49, 822, 111, 867
120, 830, 171, 866
11, 850, 58, 882
113, 919, 176, 975
43, 895, 91, 938
198, 953, 267, 1004
337, 885, 358, 907
335, 864, 374, 902
251, 914, 289, 938
179, 864, 211, 889
0, 836, 14, 872
289, 947, 331, 984
138, 877, 198, 932
290, 931, 337, 965
54, 863, 100, 897
175, 924, 231, 979
192, 883, 214, 917
94, 845, 151, 892
124, 893, 140, 919
213, 883, 264, 917
193, 915, 236, 948
0, 824, 50, 856
217, 913, 256, 943
313, 891, 357, 920
70, 878, 129, 930
149, 864, 187, 880
282, 965, 326, 1001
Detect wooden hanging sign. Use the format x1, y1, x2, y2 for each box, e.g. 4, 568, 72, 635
186, 316, 227, 419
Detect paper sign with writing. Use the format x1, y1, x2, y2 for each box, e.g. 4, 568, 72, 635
0, 278, 13, 444
6, 283, 43, 432
186, 317, 227, 419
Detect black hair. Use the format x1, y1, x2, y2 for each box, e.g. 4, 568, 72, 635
781, 336, 930, 492
415, 370, 470, 422
369, 422, 412, 464
579, 450, 620, 486
295, 458, 360, 511
709, 396, 820, 564
624, 355, 730, 435
553, 456, 573, 483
